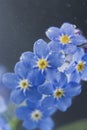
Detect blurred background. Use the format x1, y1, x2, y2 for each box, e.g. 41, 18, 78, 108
0, 0, 87, 128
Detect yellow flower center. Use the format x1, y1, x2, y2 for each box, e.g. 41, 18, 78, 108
31, 110, 42, 121
77, 62, 84, 72
19, 79, 29, 90
59, 35, 71, 44
37, 59, 48, 69
54, 89, 64, 98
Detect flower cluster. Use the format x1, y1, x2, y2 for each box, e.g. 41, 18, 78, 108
2, 23, 87, 130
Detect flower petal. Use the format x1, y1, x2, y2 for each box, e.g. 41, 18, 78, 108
39, 117, 54, 130
14, 61, 30, 78
60, 23, 74, 35
64, 82, 81, 97
27, 87, 42, 103
64, 44, 77, 54
56, 97, 72, 112
11, 89, 25, 104
34, 39, 49, 58
55, 72, 67, 87
15, 106, 31, 120
48, 41, 62, 52
23, 118, 37, 130
46, 27, 60, 41
48, 52, 64, 68
2, 73, 18, 89
20, 51, 35, 66
38, 81, 53, 95
42, 96, 55, 108
73, 34, 87, 45
28, 69, 45, 86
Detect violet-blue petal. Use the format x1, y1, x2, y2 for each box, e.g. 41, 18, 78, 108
55, 72, 67, 87
48, 41, 62, 52
14, 61, 30, 78
34, 39, 49, 58
73, 34, 87, 45
65, 82, 81, 97
73, 48, 84, 61
27, 87, 42, 103
81, 65, 87, 81
15, 107, 31, 120
20, 51, 35, 66
42, 96, 56, 108
56, 97, 72, 112
39, 117, 54, 130
70, 71, 81, 83
60, 23, 74, 35
82, 54, 87, 62
2, 73, 18, 89
46, 27, 60, 41
38, 81, 53, 95
23, 118, 37, 130
11, 89, 25, 104
48, 52, 64, 68
64, 44, 77, 54
28, 69, 45, 86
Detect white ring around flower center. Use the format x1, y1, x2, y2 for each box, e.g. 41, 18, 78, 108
31, 110, 42, 121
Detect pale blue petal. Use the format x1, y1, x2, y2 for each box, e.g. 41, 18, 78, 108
38, 81, 53, 95
34, 39, 49, 58
56, 97, 72, 112
39, 117, 54, 130
60, 23, 74, 35
11, 89, 25, 104
46, 27, 60, 41
15, 107, 31, 120
2, 73, 18, 89
23, 118, 37, 130
64, 82, 81, 97
48, 41, 62, 52
73, 34, 87, 45
42, 96, 56, 108
28, 69, 45, 86
48, 52, 64, 68
14, 61, 30, 78
27, 87, 42, 102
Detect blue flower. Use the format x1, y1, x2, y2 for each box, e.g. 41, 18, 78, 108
46, 23, 87, 54
0, 117, 11, 130
0, 96, 7, 113
16, 100, 55, 130
2, 61, 44, 104
66, 48, 87, 82
38, 72, 81, 112
20, 39, 64, 80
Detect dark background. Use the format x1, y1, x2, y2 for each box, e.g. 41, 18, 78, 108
0, 0, 87, 128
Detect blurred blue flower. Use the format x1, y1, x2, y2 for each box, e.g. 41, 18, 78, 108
0, 96, 7, 113
2, 61, 44, 104
46, 23, 87, 54
38, 72, 81, 112
20, 39, 64, 79
16, 100, 55, 130
0, 117, 11, 130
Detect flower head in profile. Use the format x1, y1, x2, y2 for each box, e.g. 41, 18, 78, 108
2, 61, 44, 104
16, 100, 55, 130
38, 72, 81, 112
46, 23, 87, 54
